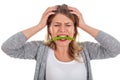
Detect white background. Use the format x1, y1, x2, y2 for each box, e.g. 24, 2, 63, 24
0, 0, 120, 80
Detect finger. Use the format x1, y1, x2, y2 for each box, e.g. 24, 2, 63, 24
68, 6, 77, 11
45, 6, 57, 14
70, 11, 79, 18
69, 9, 82, 18
43, 7, 56, 17
40, 11, 55, 26
46, 12, 55, 17
68, 6, 80, 13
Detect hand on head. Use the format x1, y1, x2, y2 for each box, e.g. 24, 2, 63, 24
39, 4, 86, 29
68, 6, 86, 28
38, 6, 57, 29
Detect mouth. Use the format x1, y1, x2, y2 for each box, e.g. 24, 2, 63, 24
49, 35, 74, 42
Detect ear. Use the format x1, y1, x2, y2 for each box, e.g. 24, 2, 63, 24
50, 26, 53, 33
48, 27, 52, 35
73, 28, 75, 34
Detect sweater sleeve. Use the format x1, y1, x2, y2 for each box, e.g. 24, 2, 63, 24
82, 31, 120, 60
1, 32, 42, 59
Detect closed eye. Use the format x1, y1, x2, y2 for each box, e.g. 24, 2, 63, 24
54, 25, 60, 27
66, 25, 72, 27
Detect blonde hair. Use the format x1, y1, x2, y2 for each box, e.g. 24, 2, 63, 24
45, 4, 83, 61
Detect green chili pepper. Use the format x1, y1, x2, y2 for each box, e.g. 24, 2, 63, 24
49, 36, 74, 42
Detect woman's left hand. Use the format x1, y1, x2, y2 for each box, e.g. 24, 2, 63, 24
68, 6, 86, 29
68, 6, 100, 38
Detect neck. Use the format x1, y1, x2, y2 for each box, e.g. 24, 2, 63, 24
56, 45, 69, 54
54, 46, 73, 62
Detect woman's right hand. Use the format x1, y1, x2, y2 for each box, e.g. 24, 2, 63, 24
22, 6, 56, 39
38, 6, 56, 29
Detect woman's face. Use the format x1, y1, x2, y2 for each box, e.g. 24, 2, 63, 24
49, 13, 75, 47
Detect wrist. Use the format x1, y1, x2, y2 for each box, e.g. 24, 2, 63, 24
79, 24, 88, 29
37, 23, 44, 30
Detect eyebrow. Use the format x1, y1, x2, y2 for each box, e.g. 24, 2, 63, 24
54, 22, 72, 24
54, 22, 61, 24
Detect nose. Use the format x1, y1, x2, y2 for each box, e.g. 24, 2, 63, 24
59, 26, 66, 32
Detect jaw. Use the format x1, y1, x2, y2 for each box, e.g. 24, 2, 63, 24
55, 39, 71, 48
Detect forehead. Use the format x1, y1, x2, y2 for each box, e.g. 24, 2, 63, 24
52, 13, 73, 24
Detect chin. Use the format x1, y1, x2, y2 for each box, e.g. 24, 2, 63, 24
55, 40, 71, 47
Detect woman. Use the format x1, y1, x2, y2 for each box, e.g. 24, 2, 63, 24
1, 4, 120, 80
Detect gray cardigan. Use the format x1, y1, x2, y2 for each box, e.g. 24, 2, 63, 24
1, 31, 120, 80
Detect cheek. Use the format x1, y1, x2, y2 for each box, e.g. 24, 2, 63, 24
49, 26, 56, 37
69, 27, 75, 36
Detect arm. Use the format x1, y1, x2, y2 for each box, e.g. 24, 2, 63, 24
69, 6, 120, 59
22, 7, 56, 39
83, 31, 120, 59
1, 7, 56, 59
68, 6, 99, 38
1, 32, 42, 59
